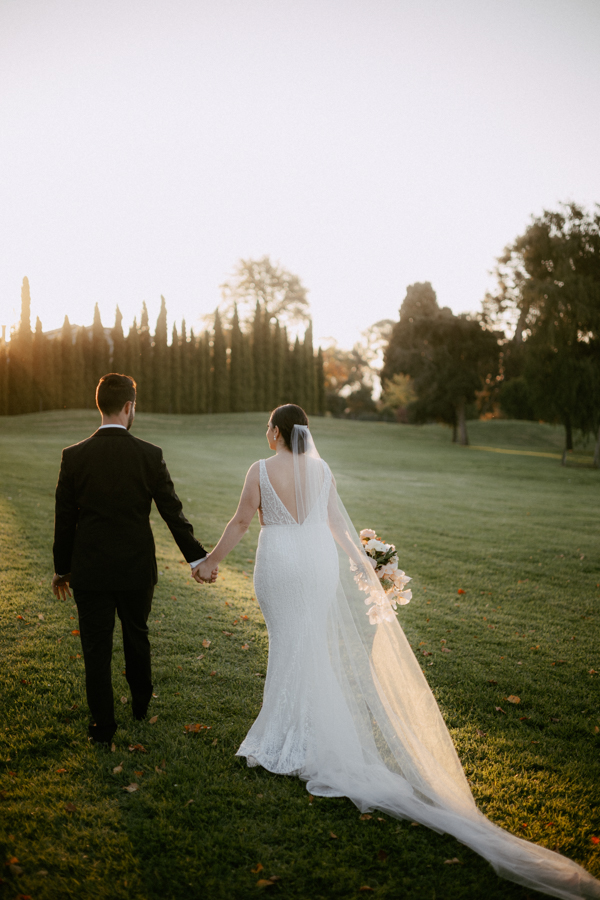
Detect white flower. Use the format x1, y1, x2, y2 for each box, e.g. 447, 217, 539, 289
366, 603, 396, 625
360, 528, 377, 539
365, 538, 386, 552
396, 589, 412, 606
366, 556, 378, 569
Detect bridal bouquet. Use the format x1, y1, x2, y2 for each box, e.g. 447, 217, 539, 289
354, 528, 412, 625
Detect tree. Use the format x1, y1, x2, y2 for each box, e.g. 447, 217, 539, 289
91, 304, 109, 391
229, 305, 244, 413
153, 297, 169, 413
170, 323, 182, 414
8, 277, 34, 413
485, 203, 600, 460
382, 283, 501, 444
211, 310, 229, 413
111, 307, 126, 375
220, 256, 310, 334
138, 303, 152, 409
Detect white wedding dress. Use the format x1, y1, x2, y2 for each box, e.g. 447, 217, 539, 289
236, 427, 600, 900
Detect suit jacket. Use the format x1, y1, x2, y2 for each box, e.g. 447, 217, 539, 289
53, 427, 206, 591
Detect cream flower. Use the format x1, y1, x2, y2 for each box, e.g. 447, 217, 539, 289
365, 538, 386, 552
360, 528, 377, 539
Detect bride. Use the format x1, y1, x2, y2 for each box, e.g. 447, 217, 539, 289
195, 404, 600, 900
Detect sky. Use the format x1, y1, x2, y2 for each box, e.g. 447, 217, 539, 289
1, 0, 599, 349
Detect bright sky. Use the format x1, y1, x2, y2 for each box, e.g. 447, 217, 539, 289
1, 0, 599, 349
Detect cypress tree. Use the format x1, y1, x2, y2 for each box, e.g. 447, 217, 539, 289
189, 329, 200, 413
252, 302, 265, 410
9, 277, 34, 413
91, 304, 109, 390
304, 321, 315, 414
316, 347, 326, 415
126, 319, 141, 385
0, 337, 8, 416
51, 336, 63, 410
32, 317, 48, 412
272, 320, 284, 407
180, 321, 191, 413
201, 330, 211, 413
281, 326, 292, 404
139, 302, 153, 411
212, 310, 229, 413
153, 297, 169, 412
74, 326, 89, 407
61, 317, 75, 409
229, 304, 243, 412
170, 323, 182, 414
111, 306, 126, 374
293, 335, 305, 408
241, 330, 255, 411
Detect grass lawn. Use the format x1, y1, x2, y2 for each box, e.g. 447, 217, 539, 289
0, 410, 599, 900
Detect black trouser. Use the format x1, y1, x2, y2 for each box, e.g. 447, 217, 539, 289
74, 587, 154, 735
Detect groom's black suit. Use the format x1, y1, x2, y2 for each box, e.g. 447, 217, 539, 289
53, 426, 206, 741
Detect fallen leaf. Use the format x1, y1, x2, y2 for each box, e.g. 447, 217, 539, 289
487, 679, 498, 685
441, 647, 451, 653
551, 660, 567, 666
506, 695, 521, 704
241, 644, 250, 650
64, 801, 76, 812
121, 696, 128, 704
495, 706, 506, 714
149, 715, 158, 724
56, 768, 67, 774
410, 822, 420, 827
595, 726, 599, 734
531, 740, 539, 744
268, 876, 282, 882
360, 814, 372, 821
184, 724, 211, 733
17, 615, 24, 620
377, 849, 389, 861
520, 823, 528, 829
591, 836, 599, 845
71, 629, 80, 636
550, 717, 560, 723
196, 654, 205, 660
476, 729, 487, 737
134, 770, 144, 777
202, 639, 211, 648
545, 822, 554, 828
330, 832, 338, 839
377, 817, 385, 822
110, 743, 116, 753
241, 615, 249, 620
128, 743, 147, 753
222, 631, 233, 636
251, 864, 264, 874
421, 650, 432, 656
212, 738, 218, 746
444, 858, 462, 865
38, 613, 44, 621
210, 670, 217, 676
37, 869, 48, 875
519, 716, 530, 722
359, 887, 375, 893
184, 799, 194, 806
256, 880, 275, 888
9, 863, 23, 876
457, 589, 466, 595
123, 783, 139, 793
589, 669, 598, 676
308, 795, 314, 804
113, 763, 124, 774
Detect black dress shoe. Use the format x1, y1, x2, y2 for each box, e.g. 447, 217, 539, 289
88, 723, 117, 744
132, 705, 148, 721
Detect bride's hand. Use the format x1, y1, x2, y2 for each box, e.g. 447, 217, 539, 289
192, 555, 219, 584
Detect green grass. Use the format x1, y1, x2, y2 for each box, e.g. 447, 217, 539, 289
0, 410, 599, 900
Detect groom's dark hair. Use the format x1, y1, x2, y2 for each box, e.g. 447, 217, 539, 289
96, 374, 137, 415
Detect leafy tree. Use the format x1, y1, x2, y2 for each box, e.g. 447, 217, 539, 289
486, 203, 600, 460
382, 283, 501, 444
138, 303, 152, 408
8, 277, 34, 413
220, 256, 310, 333
170, 323, 182, 414
32, 317, 49, 411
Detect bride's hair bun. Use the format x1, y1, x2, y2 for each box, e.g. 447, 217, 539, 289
270, 404, 309, 453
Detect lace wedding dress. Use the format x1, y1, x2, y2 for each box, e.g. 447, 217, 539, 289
236, 427, 600, 900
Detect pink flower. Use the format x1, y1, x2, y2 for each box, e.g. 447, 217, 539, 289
360, 528, 377, 540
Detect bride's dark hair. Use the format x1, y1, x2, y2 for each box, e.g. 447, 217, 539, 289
270, 404, 309, 453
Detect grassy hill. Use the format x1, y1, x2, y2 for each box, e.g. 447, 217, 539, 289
0, 411, 598, 899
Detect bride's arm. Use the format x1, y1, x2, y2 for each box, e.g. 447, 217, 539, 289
196, 463, 261, 572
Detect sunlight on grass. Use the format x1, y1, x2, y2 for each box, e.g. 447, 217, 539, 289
1, 411, 599, 899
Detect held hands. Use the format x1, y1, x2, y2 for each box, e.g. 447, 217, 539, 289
52, 573, 72, 601
192, 556, 219, 584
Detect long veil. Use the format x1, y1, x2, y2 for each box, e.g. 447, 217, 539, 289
290, 425, 600, 900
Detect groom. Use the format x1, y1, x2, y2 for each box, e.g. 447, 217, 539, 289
52, 373, 217, 744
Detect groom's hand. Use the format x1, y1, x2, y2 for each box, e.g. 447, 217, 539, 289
52, 573, 72, 601
192, 558, 219, 584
